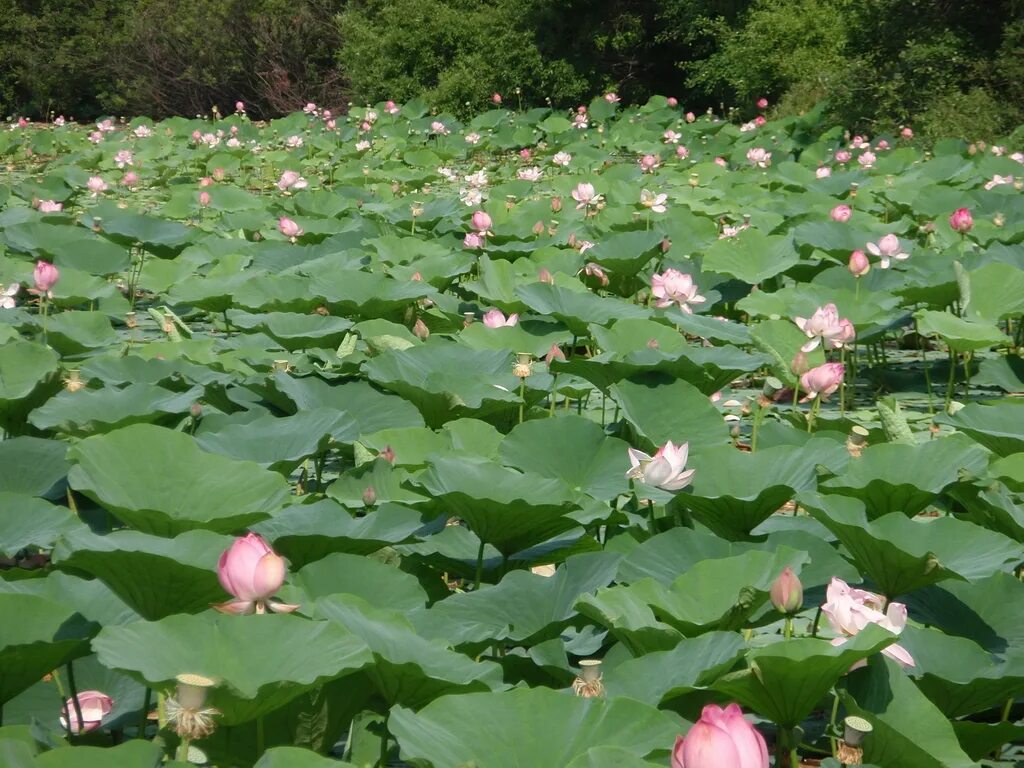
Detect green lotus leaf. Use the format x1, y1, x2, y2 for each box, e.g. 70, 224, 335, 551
0, 221, 130, 275
749, 318, 826, 387
819, 433, 989, 518
389, 686, 682, 768
603, 631, 745, 706
457, 319, 573, 358
410, 551, 620, 646
267, 376, 425, 435
963, 262, 1024, 322
0, 437, 70, 497
29, 384, 203, 434
499, 415, 631, 501
702, 230, 800, 284
315, 594, 506, 708
0, 571, 139, 628
951, 721, 1024, 762
798, 491, 1024, 597
38, 312, 117, 355
0, 492, 83, 555
227, 311, 355, 351
409, 455, 581, 555
515, 283, 650, 335
363, 344, 522, 428
564, 747, 663, 768
252, 500, 429, 569
284, 552, 428, 611
255, 747, 355, 768
85, 204, 194, 255
586, 230, 664, 274
33, 740, 165, 768
0, 339, 60, 409
610, 374, 728, 452
842, 656, 976, 768
67, 424, 292, 536
92, 613, 372, 724
52, 527, 231, 619
714, 624, 899, 728
305, 267, 436, 319
914, 309, 1008, 353
934, 399, 1024, 456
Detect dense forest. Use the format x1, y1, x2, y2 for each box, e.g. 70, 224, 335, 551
1, 0, 1021, 139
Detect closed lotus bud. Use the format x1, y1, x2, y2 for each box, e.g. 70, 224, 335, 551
212, 167, 226, 181
61, 690, 114, 735
413, 317, 429, 340
362, 485, 377, 507
199, 191, 211, 207
661, 237, 671, 253
380, 445, 396, 464
538, 267, 554, 284
551, 196, 562, 213
770, 567, 803, 614
994, 212, 1005, 227
190, 402, 203, 419
791, 351, 809, 375
949, 207, 973, 234
533, 220, 545, 235
848, 249, 870, 277
34, 260, 60, 294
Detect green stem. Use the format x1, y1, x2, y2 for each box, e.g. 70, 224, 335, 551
518, 378, 526, 424
138, 687, 151, 739
829, 691, 842, 757
549, 375, 558, 417
945, 349, 957, 413
256, 714, 265, 758
65, 662, 84, 738
916, 320, 935, 415
839, 346, 847, 416
646, 499, 657, 536
750, 400, 764, 452
177, 736, 192, 762
783, 615, 793, 640
962, 351, 972, 403
377, 713, 390, 768
806, 397, 820, 433
51, 668, 73, 740
474, 539, 485, 591
810, 605, 823, 638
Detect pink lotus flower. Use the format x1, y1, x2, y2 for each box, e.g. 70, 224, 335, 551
277, 170, 308, 192
746, 147, 771, 168
754, 115, 766, 126
122, 171, 139, 188
518, 148, 532, 160
626, 441, 695, 491
491, 92, 502, 105
551, 151, 572, 167
517, 166, 542, 182
795, 303, 846, 351
770, 567, 803, 614
849, 249, 870, 277
114, 149, 133, 168
663, 129, 681, 144
463, 232, 483, 249
822, 577, 915, 667
430, 121, 449, 136
581, 262, 608, 286
866, 234, 909, 269
651, 269, 705, 313
34, 261, 59, 296
640, 189, 668, 213
836, 318, 856, 346
835, 150, 852, 164
984, 174, 1014, 191
800, 362, 845, 401
214, 533, 298, 615
61, 690, 113, 735
471, 210, 492, 233
545, 343, 565, 365
538, 267, 554, 284
604, 92, 620, 103
901, 126, 913, 139
857, 151, 876, 168
236, 101, 246, 112
199, 191, 211, 207
86, 176, 108, 197
639, 154, 660, 172
303, 102, 318, 115
482, 308, 518, 328
671, 703, 768, 768
35, 199, 63, 213
756, 97, 768, 110
676, 145, 690, 160
278, 217, 303, 238
0, 283, 19, 309
571, 183, 602, 209
816, 166, 832, 178
667, 97, 678, 107
714, 156, 727, 167
685, 111, 696, 123
830, 204, 852, 222
385, 100, 400, 115
949, 207, 973, 234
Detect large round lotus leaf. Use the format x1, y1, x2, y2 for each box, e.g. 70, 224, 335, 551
668, 310, 751, 345
92, 613, 372, 724
255, 747, 355, 768
714, 624, 899, 728
0, 492, 83, 555
0, 571, 139, 629
52, 527, 231, 620
843, 657, 976, 768
267, 376, 425, 435
934, 399, 1024, 456
0, 437, 70, 497
798, 491, 1024, 597
515, 283, 650, 335
963, 262, 1024, 322
251, 500, 429, 569
457, 318, 573, 358
38, 312, 117, 355
0, 593, 96, 704
85, 204, 194, 254
585, 230, 664, 274
66, 424, 292, 536
0, 339, 60, 405
284, 552, 428, 611
227, 311, 355, 351
0, 221, 130, 275
33, 740, 165, 768
610, 374, 728, 452
819, 433, 990, 518
327, 459, 428, 507
305, 267, 436, 319
29, 384, 203, 434
314, 594, 505, 708
409, 455, 580, 555
602, 631, 745, 707
702, 230, 800, 283
194, 408, 359, 471
914, 309, 1008, 353
389, 686, 682, 768
409, 551, 620, 646
499, 415, 631, 501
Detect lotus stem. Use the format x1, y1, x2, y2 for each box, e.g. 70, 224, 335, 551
962, 351, 973, 403
518, 378, 526, 424
945, 349, 957, 413
806, 397, 820, 433
177, 736, 191, 762
51, 667, 73, 740
549, 375, 558, 416
751, 400, 764, 452
138, 687, 151, 739
916, 320, 935, 415
256, 714, 265, 757
783, 615, 793, 640
839, 347, 847, 416
377, 713, 390, 768
474, 539, 485, 591
65, 662, 84, 738
829, 692, 841, 757
810, 605, 823, 638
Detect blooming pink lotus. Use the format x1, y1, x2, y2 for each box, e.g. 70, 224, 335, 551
663, 129, 681, 144
471, 210, 492, 234
794, 303, 848, 351
746, 147, 771, 168
671, 703, 768, 768
822, 577, 915, 667
122, 171, 140, 188
199, 191, 211, 207
834, 150, 852, 164
517, 166, 542, 182
626, 440, 695, 491
949, 208, 973, 234
0, 283, 19, 309
571, 183, 602, 209
482, 308, 518, 328
830, 204, 852, 222
551, 152, 572, 167
35, 199, 63, 213
604, 92, 620, 103
61, 690, 113, 735
639, 154, 660, 173
800, 362, 845, 401
277, 170, 308, 192
430, 121, 450, 136
866, 234, 909, 269
385, 100, 400, 115
214, 533, 298, 614
33, 261, 59, 296
756, 97, 768, 110
86, 176, 108, 197
278, 217, 303, 239
651, 269, 705, 313
640, 189, 668, 213
849, 249, 870, 277
676, 145, 690, 159
857, 151, 876, 168
816, 166, 832, 178
491, 92, 502, 105
901, 126, 913, 139
463, 232, 483, 249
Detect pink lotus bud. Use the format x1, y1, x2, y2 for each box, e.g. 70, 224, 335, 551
800, 362, 845, 401
411, 272, 423, 282
754, 115, 766, 126
757, 97, 768, 110
849, 249, 870, 277
790, 351, 809, 376
236, 101, 245, 112
835, 150, 852, 164
199, 176, 214, 187
191, 130, 202, 141
685, 111, 696, 123
551, 196, 562, 213
519, 148, 532, 160
770, 566, 803, 614
639, 154, 659, 172
676, 145, 689, 159
413, 318, 429, 340
362, 485, 377, 507
213, 167, 226, 181
667, 97, 678, 107
545, 344, 566, 366
492, 92, 502, 105
471, 210, 492, 233
531, 220, 545, 235
379, 445, 396, 464
34, 261, 59, 294
122, 171, 139, 187
830, 204, 852, 222
278, 217, 303, 238
671, 703, 769, 768
61, 690, 113, 735
214, 533, 296, 614
949, 207, 973, 234
463, 232, 483, 249
190, 402, 203, 419
901, 126, 913, 139
538, 267, 554, 284
199, 191, 211, 207
714, 156, 727, 167
661, 238, 672, 253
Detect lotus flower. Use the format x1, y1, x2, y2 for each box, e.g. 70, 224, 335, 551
671, 703, 768, 768
571, 183, 602, 208
822, 577, 915, 667
626, 441, 695, 491
770, 567, 803, 614
663, 129, 681, 144
214, 533, 298, 615
746, 147, 771, 168
857, 151, 876, 168
471, 210, 492, 233
794, 303, 847, 351
33, 261, 59, 296
866, 234, 909, 269
61, 690, 113, 735
800, 362, 845, 401
0, 283, 19, 309
482, 308, 518, 328
198, 191, 211, 207
949, 207, 973, 234
816, 166, 832, 178
651, 269, 705, 313
849, 249, 870, 277
830, 204, 852, 222
639, 154, 660, 172
552, 151, 572, 167
35, 199, 63, 213
835, 150, 852, 164
86, 176, 108, 197
430, 121, 449, 136
277, 170, 308, 192
463, 232, 483, 249
604, 92, 620, 103
278, 217, 303, 238
640, 189, 667, 213
517, 166, 542, 181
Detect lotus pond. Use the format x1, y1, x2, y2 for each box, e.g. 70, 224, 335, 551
0, 98, 1023, 768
